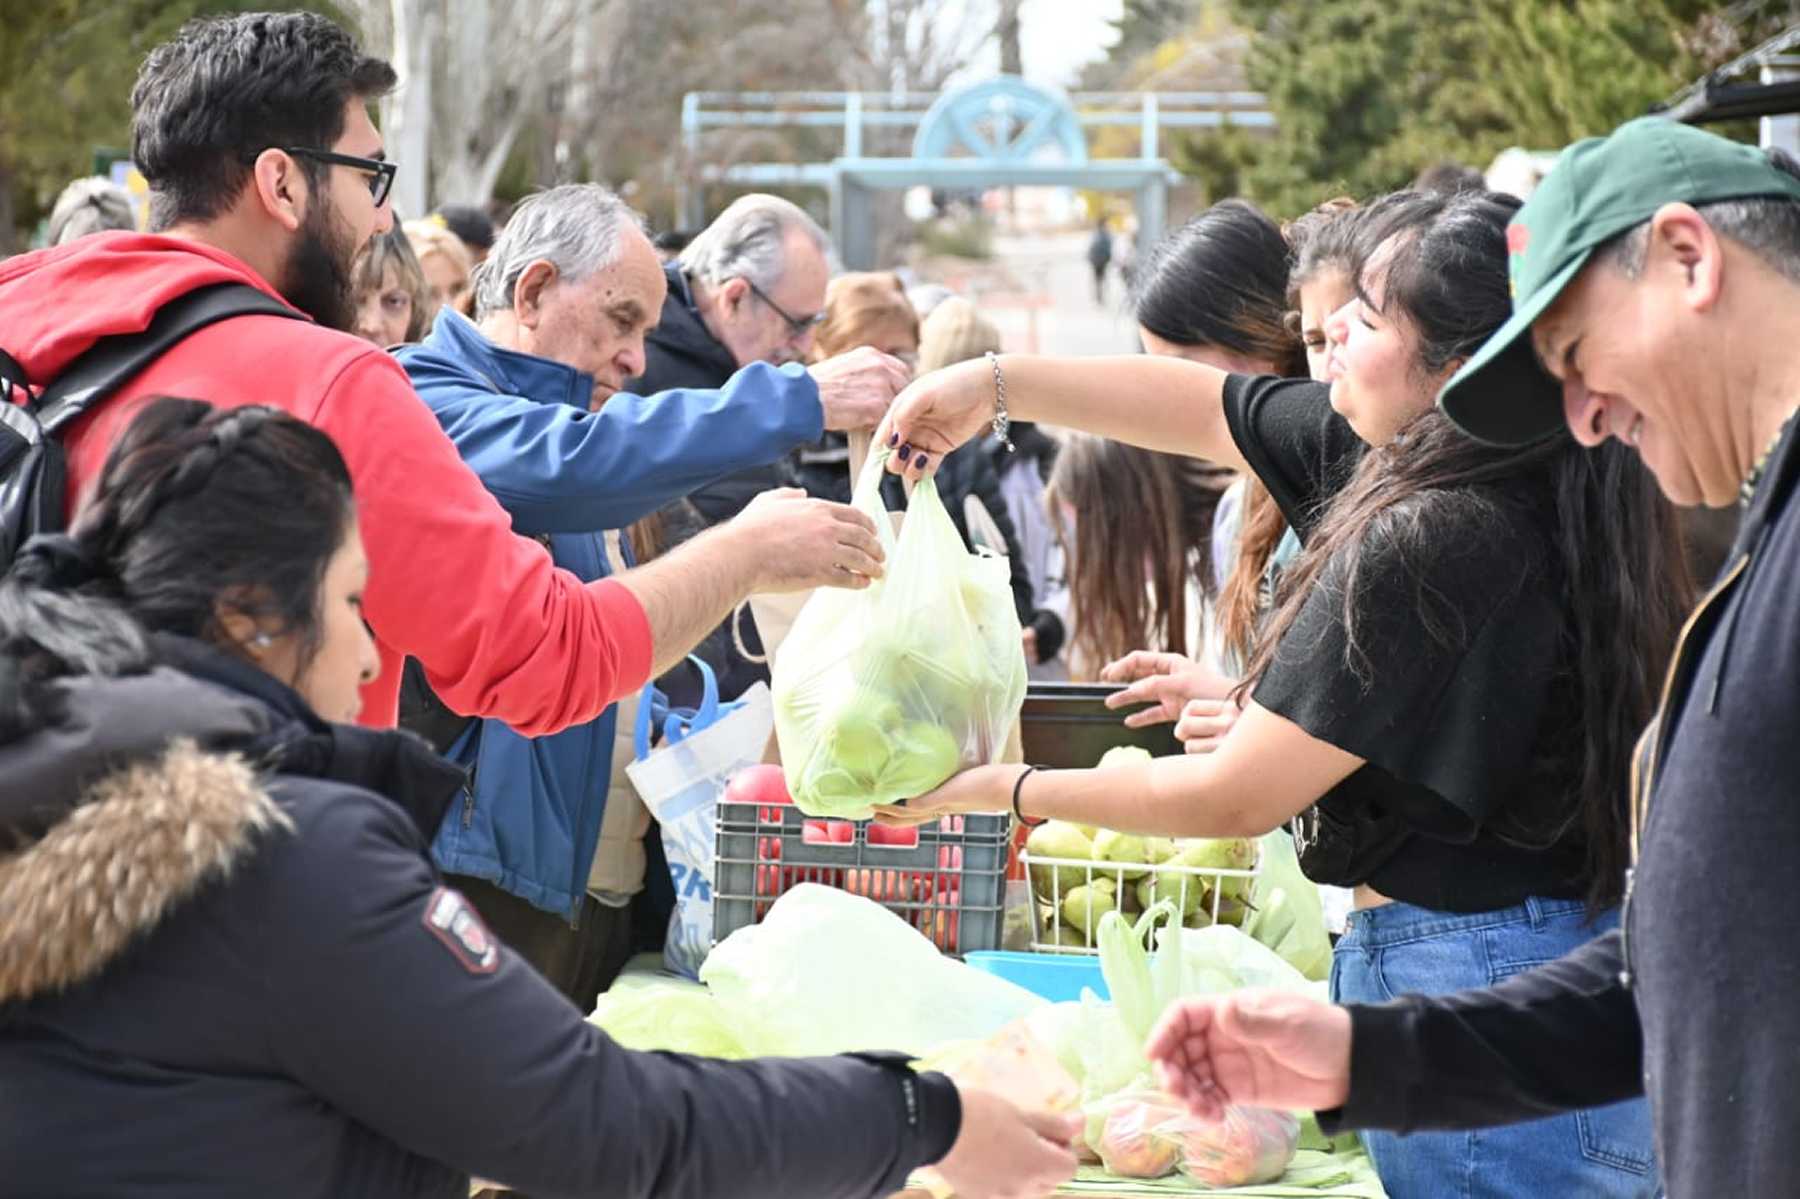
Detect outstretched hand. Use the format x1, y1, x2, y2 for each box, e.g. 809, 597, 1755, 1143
1099, 651, 1237, 730
875, 358, 996, 483
1146, 990, 1353, 1124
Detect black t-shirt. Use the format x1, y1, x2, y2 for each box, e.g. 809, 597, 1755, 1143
1222, 374, 1589, 911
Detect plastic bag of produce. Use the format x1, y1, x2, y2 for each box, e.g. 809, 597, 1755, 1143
1091, 1089, 1185, 1178
587, 976, 750, 1058
920, 1019, 1081, 1114
1176, 924, 1323, 1001
699, 884, 1043, 1056
1243, 829, 1334, 981
772, 449, 1027, 818
1158, 1104, 1301, 1188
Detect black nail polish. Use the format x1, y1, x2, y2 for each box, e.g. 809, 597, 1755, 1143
888, 431, 899, 447
916, 455, 930, 471
896, 446, 911, 465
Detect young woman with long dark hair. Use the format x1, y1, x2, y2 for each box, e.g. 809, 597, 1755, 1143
1043, 433, 1229, 678
874, 189, 1689, 1198
1091, 200, 1302, 711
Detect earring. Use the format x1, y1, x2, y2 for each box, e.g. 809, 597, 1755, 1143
250, 633, 274, 649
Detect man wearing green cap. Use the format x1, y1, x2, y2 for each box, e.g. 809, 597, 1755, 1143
1138, 116, 1800, 1195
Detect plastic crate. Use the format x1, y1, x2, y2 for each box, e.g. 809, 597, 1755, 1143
713, 801, 1009, 956
1019, 844, 1263, 955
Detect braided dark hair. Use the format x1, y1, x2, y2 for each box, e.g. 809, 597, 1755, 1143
0, 398, 355, 739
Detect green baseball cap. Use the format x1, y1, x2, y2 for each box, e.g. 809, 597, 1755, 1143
1439, 116, 1800, 445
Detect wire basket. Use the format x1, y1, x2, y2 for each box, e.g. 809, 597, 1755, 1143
1019, 842, 1264, 955
713, 802, 1009, 956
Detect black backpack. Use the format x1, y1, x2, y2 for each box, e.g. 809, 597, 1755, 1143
0, 281, 300, 567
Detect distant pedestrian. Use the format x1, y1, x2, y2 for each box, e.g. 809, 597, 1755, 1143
1087, 217, 1113, 304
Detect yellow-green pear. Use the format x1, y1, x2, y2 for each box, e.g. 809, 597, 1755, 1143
1046, 921, 1091, 948
1026, 821, 1094, 900
1097, 745, 1153, 770
1090, 828, 1152, 880
1183, 902, 1216, 930
1146, 837, 1177, 865
1061, 882, 1118, 940
1137, 871, 1203, 918
1170, 837, 1256, 872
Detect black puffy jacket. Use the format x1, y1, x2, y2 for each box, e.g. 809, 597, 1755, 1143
0, 629, 959, 1198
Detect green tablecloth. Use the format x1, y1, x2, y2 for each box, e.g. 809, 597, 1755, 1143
1059, 1146, 1385, 1196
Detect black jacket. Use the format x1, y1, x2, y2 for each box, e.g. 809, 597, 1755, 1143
0, 631, 959, 1198
628, 263, 792, 525
792, 432, 1037, 625
1321, 417, 1800, 1197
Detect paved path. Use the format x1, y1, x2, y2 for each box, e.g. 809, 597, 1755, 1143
979, 230, 1142, 357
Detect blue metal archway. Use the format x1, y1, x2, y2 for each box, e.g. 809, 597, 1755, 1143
912, 77, 1089, 164
680, 76, 1272, 268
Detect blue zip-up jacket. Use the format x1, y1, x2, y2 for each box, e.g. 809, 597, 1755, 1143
398, 309, 823, 919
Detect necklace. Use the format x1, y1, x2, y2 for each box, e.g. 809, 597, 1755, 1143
1742, 408, 1800, 506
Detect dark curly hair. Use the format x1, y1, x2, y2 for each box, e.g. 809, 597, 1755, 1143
131, 12, 396, 229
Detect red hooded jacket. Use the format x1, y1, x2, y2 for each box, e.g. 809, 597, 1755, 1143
0, 232, 653, 732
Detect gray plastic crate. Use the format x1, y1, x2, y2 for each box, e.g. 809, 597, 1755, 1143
713, 803, 1009, 957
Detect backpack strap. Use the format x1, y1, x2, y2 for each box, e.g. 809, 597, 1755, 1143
32, 281, 302, 436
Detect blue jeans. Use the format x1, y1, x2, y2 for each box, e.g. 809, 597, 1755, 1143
1331, 897, 1659, 1199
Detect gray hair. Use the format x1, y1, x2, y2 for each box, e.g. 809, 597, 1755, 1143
1598, 150, 1800, 287
678, 193, 832, 292
472, 183, 644, 319
48, 177, 136, 245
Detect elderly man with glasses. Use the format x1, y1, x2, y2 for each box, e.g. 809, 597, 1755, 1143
632, 193, 846, 525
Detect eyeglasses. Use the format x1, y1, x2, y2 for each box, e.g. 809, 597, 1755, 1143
280, 147, 397, 207
743, 277, 824, 340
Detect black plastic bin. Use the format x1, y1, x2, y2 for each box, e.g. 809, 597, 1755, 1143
1017, 681, 1181, 769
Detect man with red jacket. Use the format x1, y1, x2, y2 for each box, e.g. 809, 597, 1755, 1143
0, 11, 885, 736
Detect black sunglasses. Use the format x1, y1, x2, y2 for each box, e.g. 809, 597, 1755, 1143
279, 147, 397, 207
744, 277, 824, 339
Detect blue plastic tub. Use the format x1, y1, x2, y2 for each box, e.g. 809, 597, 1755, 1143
964, 951, 1110, 1003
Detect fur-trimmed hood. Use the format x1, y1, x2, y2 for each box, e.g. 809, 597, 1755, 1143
0, 639, 467, 1004
0, 735, 291, 1003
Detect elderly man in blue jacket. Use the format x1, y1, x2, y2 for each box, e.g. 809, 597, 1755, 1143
399, 183, 906, 1006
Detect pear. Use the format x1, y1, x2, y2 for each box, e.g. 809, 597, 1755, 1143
1026, 821, 1095, 900
1097, 745, 1153, 770
1091, 829, 1152, 880
1146, 837, 1177, 865
1137, 871, 1203, 919
1045, 921, 1091, 949
1183, 903, 1216, 930
1061, 882, 1118, 941
1212, 895, 1251, 928
1170, 837, 1256, 872
1073, 823, 1100, 840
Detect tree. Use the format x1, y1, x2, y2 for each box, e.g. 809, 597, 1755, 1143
0, 0, 343, 254
1225, 0, 1796, 217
